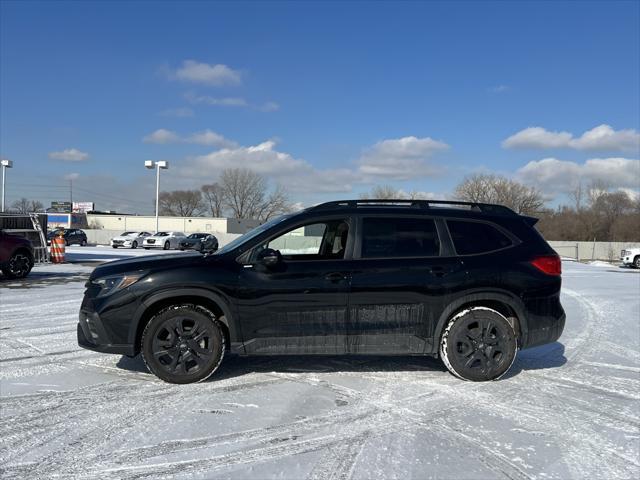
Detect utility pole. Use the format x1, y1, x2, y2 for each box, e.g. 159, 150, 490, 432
1, 159, 14, 212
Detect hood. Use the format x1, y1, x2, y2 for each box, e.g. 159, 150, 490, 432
89, 252, 204, 280
111, 235, 135, 241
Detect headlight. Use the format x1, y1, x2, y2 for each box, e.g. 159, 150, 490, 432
94, 272, 146, 297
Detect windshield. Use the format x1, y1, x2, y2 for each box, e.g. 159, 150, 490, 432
189, 233, 207, 239
121, 231, 135, 236
155, 232, 168, 236
215, 214, 295, 255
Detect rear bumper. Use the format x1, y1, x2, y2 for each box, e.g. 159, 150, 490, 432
520, 295, 566, 349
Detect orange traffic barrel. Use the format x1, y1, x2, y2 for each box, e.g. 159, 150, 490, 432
51, 236, 66, 263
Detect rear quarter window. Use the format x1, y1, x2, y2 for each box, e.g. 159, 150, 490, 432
361, 217, 440, 258
447, 220, 513, 255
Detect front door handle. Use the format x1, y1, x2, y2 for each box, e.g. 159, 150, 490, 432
325, 272, 347, 283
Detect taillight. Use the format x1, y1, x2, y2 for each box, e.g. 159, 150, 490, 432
530, 255, 562, 276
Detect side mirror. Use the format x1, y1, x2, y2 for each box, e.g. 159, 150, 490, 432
258, 248, 281, 267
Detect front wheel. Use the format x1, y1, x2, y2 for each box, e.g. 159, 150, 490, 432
163, 241, 170, 250
141, 305, 225, 383
144, 247, 150, 250
1, 251, 34, 279
81, 239, 87, 246
439, 307, 517, 381
634, 256, 640, 269
132, 241, 138, 249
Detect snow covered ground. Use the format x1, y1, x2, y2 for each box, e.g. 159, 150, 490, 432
0, 261, 639, 479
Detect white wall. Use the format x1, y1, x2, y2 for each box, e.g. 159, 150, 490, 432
549, 241, 640, 261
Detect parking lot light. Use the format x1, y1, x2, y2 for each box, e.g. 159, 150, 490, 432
144, 160, 169, 233
1, 159, 13, 212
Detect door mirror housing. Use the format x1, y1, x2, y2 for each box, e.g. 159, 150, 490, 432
258, 248, 281, 267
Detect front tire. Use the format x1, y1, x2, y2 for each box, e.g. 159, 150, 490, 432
1, 251, 34, 279
634, 256, 640, 269
141, 305, 225, 384
132, 241, 138, 249
440, 307, 517, 381
81, 239, 87, 246
163, 241, 170, 250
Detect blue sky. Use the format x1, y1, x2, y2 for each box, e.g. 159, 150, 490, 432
1, 0, 639, 213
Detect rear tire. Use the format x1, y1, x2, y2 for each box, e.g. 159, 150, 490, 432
141, 304, 225, 384
132, 241, 138, 249
81, 239, 87, 246
163, 241, 170, 250
634, 256, 640, 268
144, 247, 150, 250
440, 307, 517, 381
1, 251, 34, 279
112, 246, 118, 249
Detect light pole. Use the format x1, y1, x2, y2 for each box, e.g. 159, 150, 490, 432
1, 159, 13, 212
144, 160, 169, 232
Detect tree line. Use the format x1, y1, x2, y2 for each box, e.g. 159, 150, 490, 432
158, 168, 291, 221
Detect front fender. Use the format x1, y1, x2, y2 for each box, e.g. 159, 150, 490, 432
128, 287, 243, 353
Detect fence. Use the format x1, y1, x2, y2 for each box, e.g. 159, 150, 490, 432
548, 241, 640, 261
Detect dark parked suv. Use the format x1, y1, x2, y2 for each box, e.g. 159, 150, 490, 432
0, 230, 34, 279
78, 200, 565, 383
47, 228, 88, 246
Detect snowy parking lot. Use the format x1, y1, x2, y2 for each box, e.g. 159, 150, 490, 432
1, 258, 639, 479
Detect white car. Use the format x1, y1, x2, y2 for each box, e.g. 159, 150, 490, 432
142, 231, 186, 250
110, 231, 151, 249
620, 248, 640, 268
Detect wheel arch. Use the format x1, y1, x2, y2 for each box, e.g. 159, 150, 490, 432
433, 291, 528, 352
130, 288, 240, 355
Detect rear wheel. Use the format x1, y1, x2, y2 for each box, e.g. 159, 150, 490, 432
163, 241, 170, 250
1, 251, 34, 279
141, 304, 225, 384
81, 239, 87, 246
112, 246, 118, 249
132, 241, 138, 249
634, 256, 640, 268
144, 247, 150, 250
440, 307, 517, 381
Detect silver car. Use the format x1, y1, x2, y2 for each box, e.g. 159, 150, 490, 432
110, 231, 152, 249
142, 231, 186, 250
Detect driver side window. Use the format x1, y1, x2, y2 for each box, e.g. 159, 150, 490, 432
253, 219, 350, 262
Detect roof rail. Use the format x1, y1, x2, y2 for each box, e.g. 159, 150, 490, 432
308, 199, 518, 216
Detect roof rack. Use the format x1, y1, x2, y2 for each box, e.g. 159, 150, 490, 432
308, 199, 518, 216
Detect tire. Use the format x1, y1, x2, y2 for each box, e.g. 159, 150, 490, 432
81, 239, 87, 246
65, 240, 70, 247
141, 304, 225, 384
144, 247, 150, 250
439, 307, 517, 381
112, 246, 118, 249
163, 241, 170, 250
1, 250, 34, 279
132, 241, 138, 249
634, 256, 640, 269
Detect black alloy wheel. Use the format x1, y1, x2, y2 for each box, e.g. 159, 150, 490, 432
440, 308, 517, 381
141, 305, 225, 383
2, 251, 34, 279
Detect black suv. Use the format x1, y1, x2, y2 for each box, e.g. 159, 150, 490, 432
47, 228, 88, 246
78, 200, 565, 383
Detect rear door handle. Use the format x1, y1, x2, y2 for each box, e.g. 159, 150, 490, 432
325, 272, 347, 282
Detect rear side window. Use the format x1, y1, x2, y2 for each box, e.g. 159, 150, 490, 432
447, 220, 512, 255
361, 217, 440, 258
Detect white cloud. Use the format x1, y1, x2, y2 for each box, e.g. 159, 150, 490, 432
186, 130, 237, 148
489, 85, 510, 93
159, 107, 194, 117
143, 129, 181, 144
502, 127, 573, 149
517, 157, 640, 194
181, 140, 357, 193
172, 60, 241, 86
48, 148, 90, 162
142, 129, 236, 148
357, 136, 450, 180
64, 172, 80, 181
503, 124, 640, 152
185, 92, 279, 112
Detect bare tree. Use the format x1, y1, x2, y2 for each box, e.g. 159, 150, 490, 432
201, 183, 225, 217
158, 190, 204, 217
10, 198, 44, 213
219, 168, 291, 221
360, 185, 402, 199
454, 174, 545, 215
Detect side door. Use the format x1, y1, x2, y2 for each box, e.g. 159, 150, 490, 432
348, 215, 465, 354
236, 217, 354, 354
